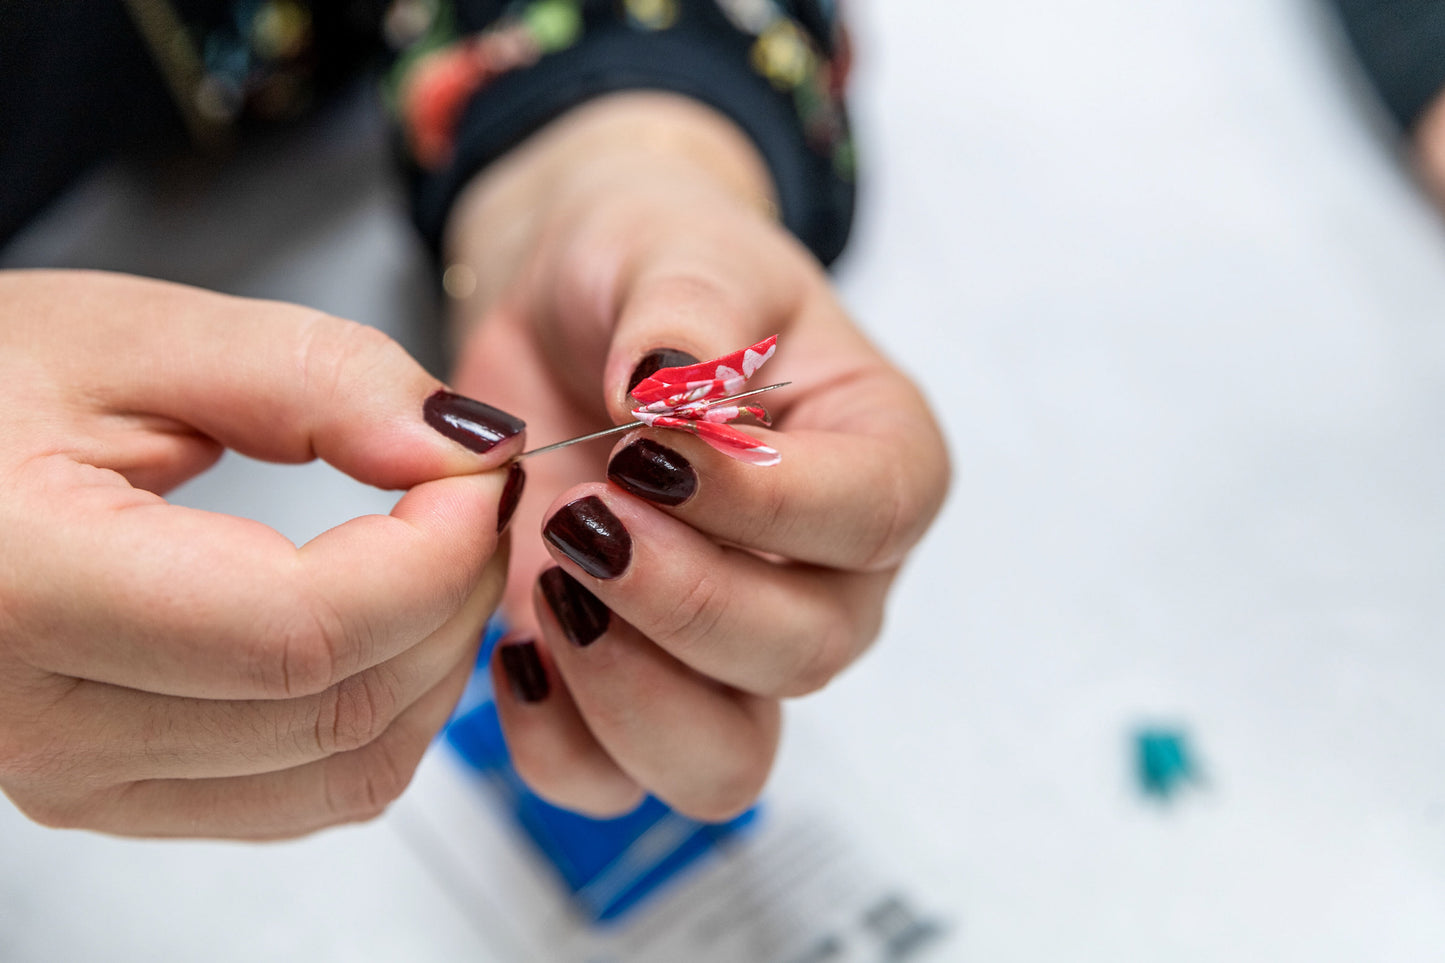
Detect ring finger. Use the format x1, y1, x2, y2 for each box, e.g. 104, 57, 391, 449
532, 567, 780, 822
540, 484, 894, 697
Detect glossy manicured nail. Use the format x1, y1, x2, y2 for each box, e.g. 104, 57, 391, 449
497, 463, 526, 533
628, 348, 700, 394
498, 639, 549, 703
539, 567, 611, 647
543, 495, 632, 580
608, 438, 697, 507
423, 390, 525, 454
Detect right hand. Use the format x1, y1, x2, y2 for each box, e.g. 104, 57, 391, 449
0, 270, 524, 839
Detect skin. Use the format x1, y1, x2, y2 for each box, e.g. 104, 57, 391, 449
0, 93, 950, 838
448, 93, 951, 822
0, 273, 521, 837
1416, 93, 1445, 206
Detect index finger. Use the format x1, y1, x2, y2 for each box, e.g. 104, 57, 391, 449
598, 249, 948, 570
6, 271, 527, 487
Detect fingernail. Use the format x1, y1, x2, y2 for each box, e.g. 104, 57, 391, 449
423, 389, 525, 454
497, 463, 526, 533
499, 639, 549, 703
628, 348, 700, 394
543, 495, 632, 580
539, 567, 610, 647
608, 438, 697, 507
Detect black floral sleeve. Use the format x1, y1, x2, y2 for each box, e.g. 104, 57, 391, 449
0, 1, 855, 264
386, 0, 856, 265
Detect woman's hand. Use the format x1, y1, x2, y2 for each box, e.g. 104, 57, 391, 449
445, 93, 950, 822
0, 270, 524, 838
1417, 92, 1445, 205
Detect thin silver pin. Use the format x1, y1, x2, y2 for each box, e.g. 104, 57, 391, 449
514, 382, 791, 460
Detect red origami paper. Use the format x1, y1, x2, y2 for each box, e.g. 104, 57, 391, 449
629, 336, 781, 466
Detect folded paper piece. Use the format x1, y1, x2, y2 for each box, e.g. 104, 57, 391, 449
517, 336, 785, 465
628, 336, 781, 466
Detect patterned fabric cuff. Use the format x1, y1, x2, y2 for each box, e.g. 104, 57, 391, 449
387, 0, 856, 265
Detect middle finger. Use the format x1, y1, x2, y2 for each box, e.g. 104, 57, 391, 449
532, 567, 780, 822
537, 486, 894, 698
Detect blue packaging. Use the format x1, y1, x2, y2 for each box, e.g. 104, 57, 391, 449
442, 624, 758, 923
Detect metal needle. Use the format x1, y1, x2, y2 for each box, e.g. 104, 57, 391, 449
514, 382, 791, 460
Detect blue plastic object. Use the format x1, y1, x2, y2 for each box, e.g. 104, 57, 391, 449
443, 624, 758, 923
1133, 727, 1199, 800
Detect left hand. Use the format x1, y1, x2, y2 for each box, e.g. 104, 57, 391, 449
444, 93, 950, 822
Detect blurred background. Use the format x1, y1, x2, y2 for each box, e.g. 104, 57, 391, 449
4, 0, 1445, 959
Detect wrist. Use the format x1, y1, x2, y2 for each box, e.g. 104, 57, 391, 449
441, 92, 777, 317
1417, 91, 1445, 205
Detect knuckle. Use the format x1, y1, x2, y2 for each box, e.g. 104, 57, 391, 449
741, 475, 790, 551
296, 313, 400, 410
312, 668, 398, 756
854, 472, 912, 572
777, 611, 856, 698
0, 724, 69, 785
644, 271, 735, 314
323, 733, 417, 824
652, 572, 728, 656
630, 270, 753, 342
859, 441, 952, 572
256, 587, 348, 698
0, 728, 30, 780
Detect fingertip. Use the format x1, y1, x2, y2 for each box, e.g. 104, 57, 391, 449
625, 347, 700, 396
535, 565, 612, 649
306, 384, 526, 492
493, 637, 551, 705
278, 314, 528, 486
489, 633, 645, 818
541, 488, 634, 582
540, 480, 615, 520
606, 433, 699, 508
496, 463, 526, 535
391, 468, 510, 543
422, 389, 526, 459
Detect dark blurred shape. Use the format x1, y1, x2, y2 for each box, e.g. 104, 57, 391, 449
0, 2, 183, 243
1134, 726, 1201, 801
1330, 0, 1445, 130
0, 0, 386, 246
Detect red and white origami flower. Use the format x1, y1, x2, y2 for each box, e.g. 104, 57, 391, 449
628, 336, 781, 467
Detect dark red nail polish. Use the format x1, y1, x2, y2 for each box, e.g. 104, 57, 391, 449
497, 463, 526, 533
424, 390, 525, 454
628, 348, 700, 394
498, 639, 549, 703
543, 495, 632, 580
608, 439, 697, 507
539, 567, 610, 647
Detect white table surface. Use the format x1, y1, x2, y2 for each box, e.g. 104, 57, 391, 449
5, 1, 1445, 959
